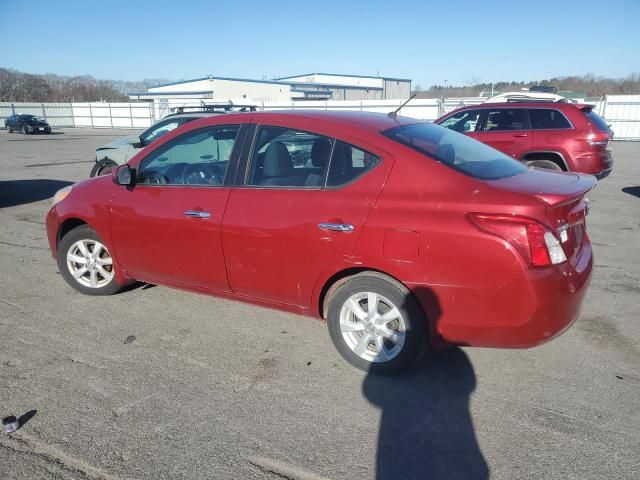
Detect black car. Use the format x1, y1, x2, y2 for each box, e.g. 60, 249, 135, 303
5, 114, 51, 134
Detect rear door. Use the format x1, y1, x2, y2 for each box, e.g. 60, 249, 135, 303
475, 107, 532, 158
221, 124, 393, 307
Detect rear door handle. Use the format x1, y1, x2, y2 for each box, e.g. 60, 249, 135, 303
184, 210, 211, 219
513, 133, 528, 137
318, 223, 354, 232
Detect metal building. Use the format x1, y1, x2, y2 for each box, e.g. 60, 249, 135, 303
276, 73, 412, 100
128, 73, 412, 105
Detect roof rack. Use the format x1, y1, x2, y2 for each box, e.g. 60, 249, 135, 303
170, 104, 258, 114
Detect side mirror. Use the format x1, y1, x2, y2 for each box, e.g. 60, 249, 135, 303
132, 138, 144, 148
112, 165, 133, 186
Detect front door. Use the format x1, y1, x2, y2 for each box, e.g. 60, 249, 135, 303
474, 107, 532, 158
109, 124, 242, 291
222, 125, 392, 307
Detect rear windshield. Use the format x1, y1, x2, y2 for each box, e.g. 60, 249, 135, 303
383, 123, 527, 180
583, 109, 610, 132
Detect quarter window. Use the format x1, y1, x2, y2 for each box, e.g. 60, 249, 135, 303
327, 141, 381, 187
528, 109, 571, 129
483, 109, 527, 131
138, 126, 239, 186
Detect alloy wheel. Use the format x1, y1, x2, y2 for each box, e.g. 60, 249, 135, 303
66, 239, 114, 288
339, 292, 406, 363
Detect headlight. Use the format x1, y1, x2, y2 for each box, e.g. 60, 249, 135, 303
52, 185, 73, 206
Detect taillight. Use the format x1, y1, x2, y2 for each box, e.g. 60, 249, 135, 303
467, 213, 567, 268
586, 132, 609, 147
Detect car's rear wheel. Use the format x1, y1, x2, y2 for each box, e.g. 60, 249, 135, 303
57, 225, 123, 296
525, 159, 563, 171
6, 125, 12, 133
327, 272, 426, 375
90, 159, 118, 177
21, 125, 28, 134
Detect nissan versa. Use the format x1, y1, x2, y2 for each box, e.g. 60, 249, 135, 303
46, 111, 595, 374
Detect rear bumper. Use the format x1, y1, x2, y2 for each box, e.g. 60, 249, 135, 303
573, 150, 613, 178
410, 242, 593, 349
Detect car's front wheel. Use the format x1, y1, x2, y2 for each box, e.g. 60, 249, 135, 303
90, 159, 118, 177
6, 125, 12, 133
21, 125, 28, 134
327, 272, 426, 375
57, 225, 124, 296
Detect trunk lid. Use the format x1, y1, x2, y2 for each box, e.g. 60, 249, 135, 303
486, 169, 596, 265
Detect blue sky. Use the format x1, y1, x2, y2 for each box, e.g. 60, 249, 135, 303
1, 0, 638, 87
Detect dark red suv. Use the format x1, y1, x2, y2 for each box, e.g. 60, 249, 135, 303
46, 111, 595, 374
435, 102, 613, 178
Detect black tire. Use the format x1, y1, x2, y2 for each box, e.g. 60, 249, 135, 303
525, 159, 563, 171
6, 125, 12, 133
327, 271, 427, 375
57, 225, 124, 296
45, 127, 51, 134
21, 125, 28, 134
90, 159, 117, 177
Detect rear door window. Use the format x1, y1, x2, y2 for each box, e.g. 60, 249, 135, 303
482, 108, 528, 131
247, 126, 333, 187
528, 109, 572, 129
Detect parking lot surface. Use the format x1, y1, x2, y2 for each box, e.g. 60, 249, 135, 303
0, 128, 639, 480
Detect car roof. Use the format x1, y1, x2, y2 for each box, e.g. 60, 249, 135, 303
201, 110, 420, 134
454, 102, 577, 110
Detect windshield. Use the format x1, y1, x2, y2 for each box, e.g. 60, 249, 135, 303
383, 122, 527, 180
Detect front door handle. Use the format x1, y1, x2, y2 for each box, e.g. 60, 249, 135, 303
184, 210, 211, 219
318, 223, 354, 232
513, 133, 528, 137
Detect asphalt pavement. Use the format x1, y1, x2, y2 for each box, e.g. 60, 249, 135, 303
0, 128, 638, 480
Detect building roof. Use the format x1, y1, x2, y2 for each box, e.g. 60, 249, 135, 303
275, 72, 412, 82
149, 76, 290, 90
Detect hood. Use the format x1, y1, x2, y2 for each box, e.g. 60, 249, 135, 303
97, 136, 138, 149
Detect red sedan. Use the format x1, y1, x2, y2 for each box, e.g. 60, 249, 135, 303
46, 111, 595, 374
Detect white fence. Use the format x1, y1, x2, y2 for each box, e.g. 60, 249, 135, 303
2, 96, 640, 140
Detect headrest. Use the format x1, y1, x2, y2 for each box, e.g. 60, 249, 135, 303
436, 144, 455, 165
263, 141, 293, 177
310, 138, 332, 168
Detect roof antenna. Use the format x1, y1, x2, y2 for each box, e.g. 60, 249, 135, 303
387, 93, 417, 119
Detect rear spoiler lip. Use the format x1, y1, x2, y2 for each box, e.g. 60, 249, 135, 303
534, 173, 597, 208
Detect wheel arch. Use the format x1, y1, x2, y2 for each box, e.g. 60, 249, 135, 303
57, 218, 88, 249
521, 151, 569, 171
317, 266, 416, 320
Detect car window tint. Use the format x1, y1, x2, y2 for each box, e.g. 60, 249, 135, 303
326, 141, 381, 187
438, 109, 482, 133
528, 109, 571, 129
383, 122, 527, 180
247, 126, 333, 187
138, 126, 239, 186
141, 120, 181, 145
483, 109, 527, 131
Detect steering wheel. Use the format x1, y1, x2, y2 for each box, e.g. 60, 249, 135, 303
182, 163, 222, 185
144, 171, 168, 185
